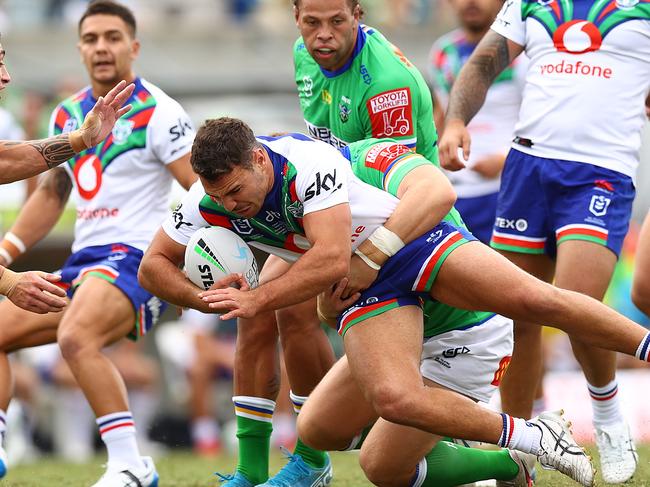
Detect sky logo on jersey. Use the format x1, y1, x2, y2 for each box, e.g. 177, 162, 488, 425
522, 0, 650, 53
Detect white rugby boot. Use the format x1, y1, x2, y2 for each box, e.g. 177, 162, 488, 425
529, 410, 594, 487
91, 456, 158, 487
595, 421, 638, 484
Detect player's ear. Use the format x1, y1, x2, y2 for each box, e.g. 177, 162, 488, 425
293, 2, 300, 24
130, 38, 141, 59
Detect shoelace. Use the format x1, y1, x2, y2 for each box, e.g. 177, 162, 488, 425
265, 447, 311, 484
215, 472, 235, 482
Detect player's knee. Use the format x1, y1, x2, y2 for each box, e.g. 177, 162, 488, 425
296, 410, 330, 450
513, 280, 563, 319
359, 448, 403, 487
369, 384, 414, 425
277, 303, 319, 336
631, 284, 650, 315
57, 330, 91, 362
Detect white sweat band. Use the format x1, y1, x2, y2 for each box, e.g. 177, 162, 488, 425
4, 233, 26, 254
353, 248, 381, 271
0, 248, 12, 266
368, 226, 404, 257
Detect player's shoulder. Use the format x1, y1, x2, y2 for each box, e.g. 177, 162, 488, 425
431, 29, 465, 56
138, 78, 183, 109
362, 28, 424, 90
262, 134, 342, 169
54, 85, 91, 114
293, 36, 312, 64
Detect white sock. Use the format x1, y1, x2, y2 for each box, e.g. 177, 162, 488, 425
410, 457, 427, 487
96, 411, 144, 471
289, 390, 308, 415
498, 414, 542, 455
588, 379, 624, 427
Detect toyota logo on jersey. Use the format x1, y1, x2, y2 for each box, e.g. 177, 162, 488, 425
553, 20, 602, 54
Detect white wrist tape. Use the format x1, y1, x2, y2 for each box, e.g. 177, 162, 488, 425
4, 232, 26, 254
0, 248, 12, 266
368, 226, 404, 257
354, 248, 381, 271
0, 267, 20, 296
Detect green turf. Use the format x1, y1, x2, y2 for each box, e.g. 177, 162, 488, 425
5, 446, 650, 486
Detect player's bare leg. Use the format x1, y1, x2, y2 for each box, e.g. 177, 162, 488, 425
56, 276, 153, 484
431, 242, 648, 357
556, 240, 637, 483
497, 251, 554, 419
632, 212, 650, 314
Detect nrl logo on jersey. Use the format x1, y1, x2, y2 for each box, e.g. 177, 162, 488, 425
339, 96, 351, 123
112, 119, 135, 145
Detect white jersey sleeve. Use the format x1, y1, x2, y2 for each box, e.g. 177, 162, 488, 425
492, 0, 526, 46
143, 80, 195, 165
293, 143, 351, 216
162, 180, 208, 246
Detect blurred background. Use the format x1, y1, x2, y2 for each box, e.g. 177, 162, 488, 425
0, 0, 648, 466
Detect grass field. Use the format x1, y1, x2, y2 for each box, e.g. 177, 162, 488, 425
4, 446, 650, 486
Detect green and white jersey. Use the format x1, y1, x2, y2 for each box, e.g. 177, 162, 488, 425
342, 138, 495, 338
294, 24, 439, 164
50, 77, 194, 253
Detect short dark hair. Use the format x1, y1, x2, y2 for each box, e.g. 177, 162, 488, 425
79, 0, 137, 37
293, 0, 364, 16
191, 118, 259, 181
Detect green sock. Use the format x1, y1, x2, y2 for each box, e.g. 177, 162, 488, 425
293, 438, 328, 469
420, 441, 520, 487
233, 397, 275, 484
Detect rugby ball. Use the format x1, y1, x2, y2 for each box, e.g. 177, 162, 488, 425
184, 227, 259, 291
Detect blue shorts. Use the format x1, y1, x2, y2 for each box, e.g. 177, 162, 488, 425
337, 221, 475, 336
490, 149, 635, 258
455, 192, 499, 245
58, 243, 166, 340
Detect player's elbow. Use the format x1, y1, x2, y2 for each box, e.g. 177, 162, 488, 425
137, 255, 157, 294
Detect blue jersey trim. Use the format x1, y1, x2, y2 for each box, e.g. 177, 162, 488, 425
320, 25, 367, 78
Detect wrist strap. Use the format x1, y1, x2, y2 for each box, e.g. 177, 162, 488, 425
0, 248, 12, 266
354, 248, 381, 271
316, 296, 338, 324
5, 232, 26, 254
0, 267, 20, 296
368, 225, 404, 258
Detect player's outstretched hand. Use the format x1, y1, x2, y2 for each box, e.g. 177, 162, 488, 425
439, 119, 471, 171
78, 80, 135, 149
6, 270, 67, 314
317, 278, 361, 328
343, 254, 379, 299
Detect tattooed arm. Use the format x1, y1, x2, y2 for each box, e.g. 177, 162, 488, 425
439, 31, 523, 170
0, 80, 134, 184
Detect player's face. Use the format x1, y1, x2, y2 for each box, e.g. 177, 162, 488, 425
201, 151, 270, 219
452, 0, 502, 33
78, 14, 139, 86
295, 0, 361, 72
0, 46, 11, 93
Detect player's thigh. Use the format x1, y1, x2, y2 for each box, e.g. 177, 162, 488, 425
555, 240, 616, 300
0, 298, 62, 351
343, 305, 424, 407
298, 355, 377, 448
58, 276, 135, 347
430, 242, 555, 321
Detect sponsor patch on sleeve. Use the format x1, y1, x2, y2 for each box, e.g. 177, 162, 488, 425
364, 142, 413, 172
366, 88, 414, 139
